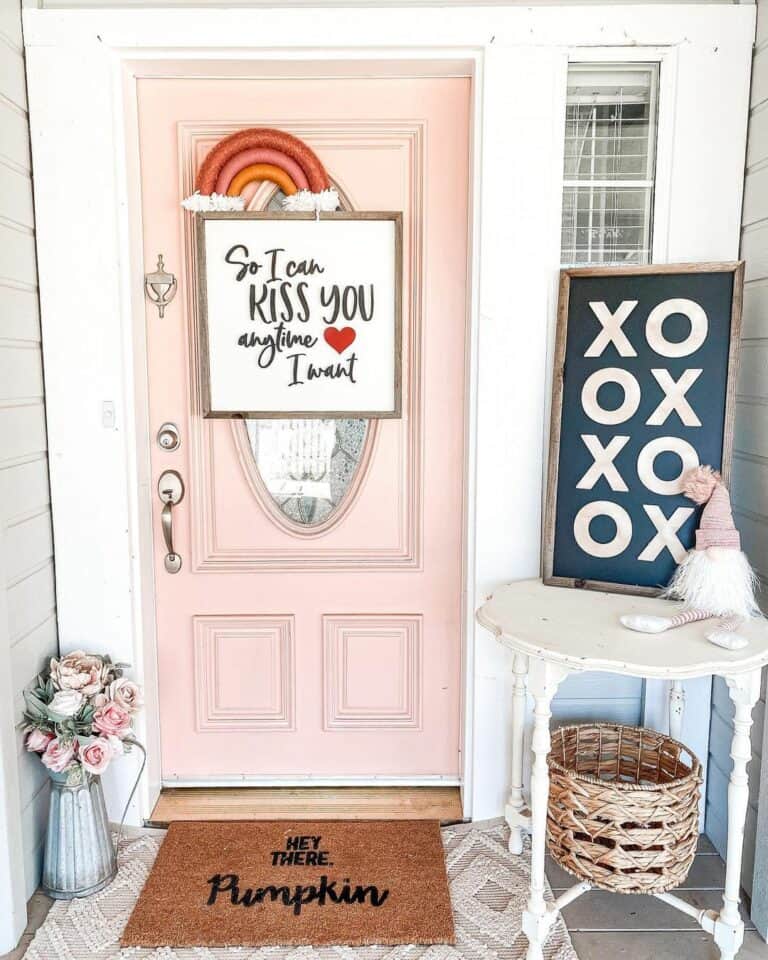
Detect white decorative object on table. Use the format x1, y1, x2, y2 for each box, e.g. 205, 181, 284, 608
620, 466, 760, 650
477, 578, 768, 960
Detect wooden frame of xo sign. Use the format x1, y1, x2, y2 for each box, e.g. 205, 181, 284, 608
543, 261, 744, 597
195, 211, 403, 419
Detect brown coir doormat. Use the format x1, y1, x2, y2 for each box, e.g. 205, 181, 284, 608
120, 820, 455, 948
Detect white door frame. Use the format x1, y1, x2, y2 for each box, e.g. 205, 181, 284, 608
20, 4, 754, 829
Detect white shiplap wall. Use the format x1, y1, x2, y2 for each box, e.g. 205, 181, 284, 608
706, 0, 768, 897
0, 0, 58, 901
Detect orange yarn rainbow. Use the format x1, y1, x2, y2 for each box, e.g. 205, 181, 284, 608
182, 127, 339, 212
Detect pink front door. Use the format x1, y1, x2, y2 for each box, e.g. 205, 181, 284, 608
137, 73, 470, 780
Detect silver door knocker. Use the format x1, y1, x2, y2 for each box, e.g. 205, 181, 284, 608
144, 254, 177, 319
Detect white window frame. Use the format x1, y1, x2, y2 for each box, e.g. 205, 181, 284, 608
561, 60, 660, 266
567, 46, 677, 266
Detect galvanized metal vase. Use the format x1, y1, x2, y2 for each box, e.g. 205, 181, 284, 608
42, 769, 117, 899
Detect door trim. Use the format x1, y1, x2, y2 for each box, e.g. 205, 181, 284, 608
22, 5, 755, 827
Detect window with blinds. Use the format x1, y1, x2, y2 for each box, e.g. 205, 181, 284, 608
561, 63, 659, 266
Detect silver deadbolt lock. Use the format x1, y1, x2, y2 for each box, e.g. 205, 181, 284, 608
157, 422, 181, 451
158, 470, 185, 574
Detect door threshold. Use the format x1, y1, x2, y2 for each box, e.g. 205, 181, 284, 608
147, 785, 464, 827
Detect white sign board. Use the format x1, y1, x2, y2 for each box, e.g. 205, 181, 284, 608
196, 212, 402, 418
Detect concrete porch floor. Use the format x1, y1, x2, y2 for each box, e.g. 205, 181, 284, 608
3, 836, 767, 960
550, 836, 767, 959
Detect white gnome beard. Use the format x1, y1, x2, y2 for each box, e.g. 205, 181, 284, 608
662, 547, 760, 620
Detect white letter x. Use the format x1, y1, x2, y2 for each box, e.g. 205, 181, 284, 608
585, 301, 638, 357
576, 435, 630, 491
638, 505, 694, 563
646, 368, 702, 426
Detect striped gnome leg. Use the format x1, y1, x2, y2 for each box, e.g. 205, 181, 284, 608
620, 608, 713, 635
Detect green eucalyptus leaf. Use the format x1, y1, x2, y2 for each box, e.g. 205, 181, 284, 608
24, 690, 50, 717
23, 702, 44, 722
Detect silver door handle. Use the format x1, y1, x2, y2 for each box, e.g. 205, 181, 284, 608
158, 470, 184, 573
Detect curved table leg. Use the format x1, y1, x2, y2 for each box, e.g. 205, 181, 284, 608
522, 658, 569, 960
713, 669, 762, 960
506, 653, 529, 854
669, 679, 685, 742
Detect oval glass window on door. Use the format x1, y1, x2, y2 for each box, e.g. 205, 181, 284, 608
236, 181, 374, 533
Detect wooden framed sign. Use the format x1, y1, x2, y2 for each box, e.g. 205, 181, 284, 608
543, 262, 744, 595
196, 211, 402, 418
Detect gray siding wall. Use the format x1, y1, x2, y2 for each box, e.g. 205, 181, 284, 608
552, 674, 643, 728
0, 0, 58, 900
705, 0, 768, 898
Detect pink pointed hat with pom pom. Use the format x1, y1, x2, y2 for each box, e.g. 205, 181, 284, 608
683, 465, 740, 551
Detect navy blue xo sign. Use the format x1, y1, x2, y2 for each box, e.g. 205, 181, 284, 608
543, 263, 744, 595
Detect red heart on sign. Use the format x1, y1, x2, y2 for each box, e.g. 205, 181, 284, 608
324, 326, 356, 354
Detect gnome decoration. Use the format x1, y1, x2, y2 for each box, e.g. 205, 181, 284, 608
621, 465, 760, 650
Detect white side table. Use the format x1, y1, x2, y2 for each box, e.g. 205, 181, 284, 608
477, 578, 768, 960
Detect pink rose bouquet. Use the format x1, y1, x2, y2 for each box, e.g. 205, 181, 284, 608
23, 651, 142, 783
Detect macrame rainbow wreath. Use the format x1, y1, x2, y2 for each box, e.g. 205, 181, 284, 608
182, 127, 340, 213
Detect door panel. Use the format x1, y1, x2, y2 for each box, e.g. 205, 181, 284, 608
137, 75, 470, 780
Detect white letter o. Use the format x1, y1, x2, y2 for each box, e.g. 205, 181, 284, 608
646, 298, 708, 358
573, 501, 633, 558
637, 437, 700, 495
581, 368, 641, 425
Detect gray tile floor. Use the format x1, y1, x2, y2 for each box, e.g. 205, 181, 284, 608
3, 839, 768, 960
551, 837, 768, 959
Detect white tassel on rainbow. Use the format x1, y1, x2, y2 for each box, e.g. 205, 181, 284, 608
181, 192, 245, 212
281, 188, 340, 213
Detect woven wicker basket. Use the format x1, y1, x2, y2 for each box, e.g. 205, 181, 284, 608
547, 723, 702, 895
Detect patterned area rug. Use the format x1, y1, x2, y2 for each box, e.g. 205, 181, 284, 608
24, 819, 578, 960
